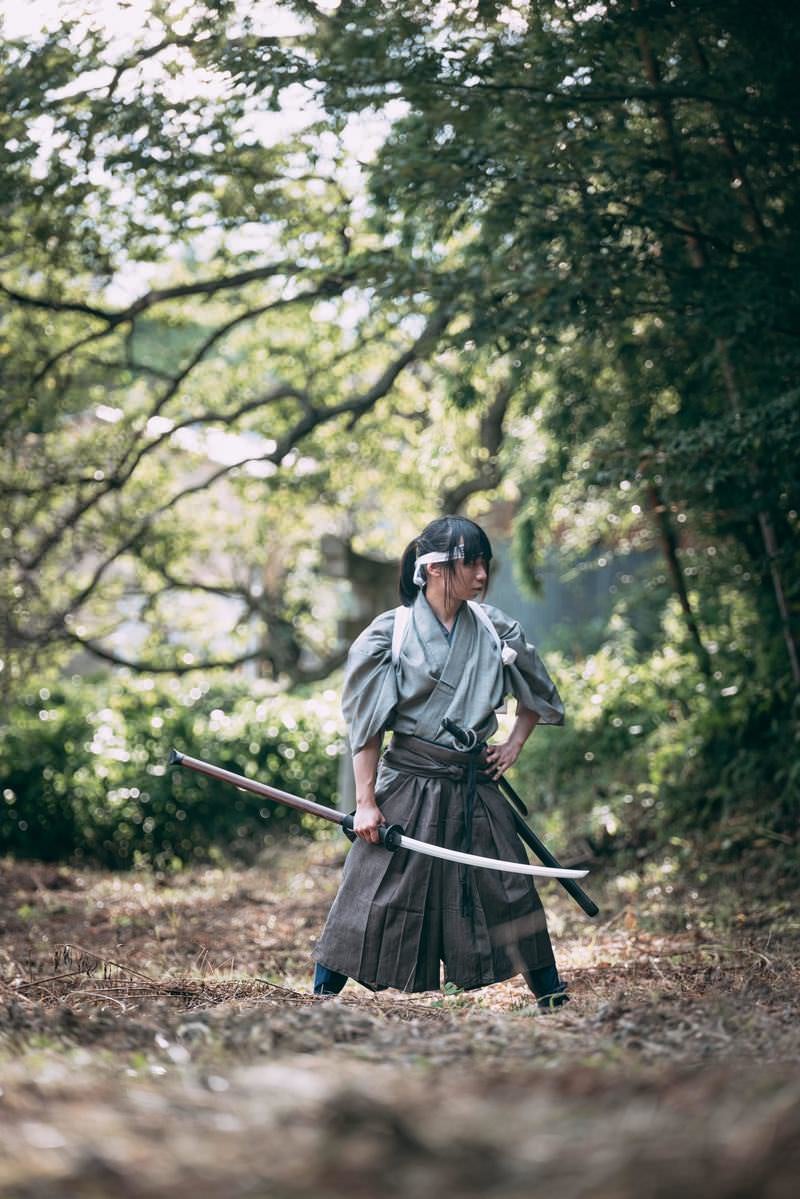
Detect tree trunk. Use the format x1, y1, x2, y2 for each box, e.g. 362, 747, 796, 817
684, 30, 769, 244
632, 6, 800, 685
616, 342, 711, 673
438, 378, 513, 515
644, 479, 712, 677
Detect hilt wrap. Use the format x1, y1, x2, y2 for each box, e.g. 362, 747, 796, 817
341, 812, 404, 851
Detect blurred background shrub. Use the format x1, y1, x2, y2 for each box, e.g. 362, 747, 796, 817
509, 599, 799, 864
2, 604, 796, 873
0, 675, 345, 869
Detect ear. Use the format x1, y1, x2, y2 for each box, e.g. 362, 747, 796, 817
426, 562, 443, 578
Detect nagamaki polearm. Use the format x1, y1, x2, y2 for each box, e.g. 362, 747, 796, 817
168, 749, 590, 883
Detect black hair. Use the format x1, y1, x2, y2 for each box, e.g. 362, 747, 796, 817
399, 515, 493, 606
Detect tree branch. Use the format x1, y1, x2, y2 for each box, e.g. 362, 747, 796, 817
34, 306, 451, 628
21, 284, 340, 570
2, 259, 305, 326
439, 378, 513, 513
63, 628, 348, 684
63, 631, 266, 675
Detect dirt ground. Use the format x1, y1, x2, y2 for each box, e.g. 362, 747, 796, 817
1, 836, 798, 1198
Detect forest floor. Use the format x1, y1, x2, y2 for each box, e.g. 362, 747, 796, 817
0, 836, 797, 1198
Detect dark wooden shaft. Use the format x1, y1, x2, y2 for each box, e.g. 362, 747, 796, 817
169, 749, 346, 826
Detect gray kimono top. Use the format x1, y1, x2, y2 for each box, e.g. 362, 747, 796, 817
342, 593, 564, 754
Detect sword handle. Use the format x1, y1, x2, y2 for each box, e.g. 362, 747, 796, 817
341, 813, 404, 852
341, 812, 357, 842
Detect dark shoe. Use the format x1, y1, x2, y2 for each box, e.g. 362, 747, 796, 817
523, 962, 568, 1009
536, 980, 569, 1011
313, 963, 348, 996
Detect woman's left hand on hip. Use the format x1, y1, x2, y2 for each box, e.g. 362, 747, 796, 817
484, 739, 522, 779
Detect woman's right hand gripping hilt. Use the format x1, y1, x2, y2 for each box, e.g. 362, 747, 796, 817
341, 813, 404, 851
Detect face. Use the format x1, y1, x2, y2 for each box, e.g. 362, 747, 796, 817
451, 555, 489, 601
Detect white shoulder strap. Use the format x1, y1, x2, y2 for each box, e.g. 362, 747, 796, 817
468, 600, 518, 665
467, 600, 502, 653
392, 604, 411, 666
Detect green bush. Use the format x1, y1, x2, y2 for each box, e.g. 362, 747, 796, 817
509, 598, 799, 859
0, 674, 345, 869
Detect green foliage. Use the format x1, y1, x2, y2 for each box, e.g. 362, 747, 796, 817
281, 0, 800, 687
2, 0, 798, 868
511, 598, 799, 857
0, 674, 345, 869
1, 1, 475, 684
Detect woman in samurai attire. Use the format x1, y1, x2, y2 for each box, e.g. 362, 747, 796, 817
312, 515, 569, 1009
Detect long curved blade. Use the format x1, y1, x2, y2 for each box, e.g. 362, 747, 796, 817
393, 831, 588, 879
170, 748, 588, 880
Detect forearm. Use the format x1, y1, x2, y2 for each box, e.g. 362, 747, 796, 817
352, 735, 384, 843
508, 703, 540, 751
353, 735, 381, 806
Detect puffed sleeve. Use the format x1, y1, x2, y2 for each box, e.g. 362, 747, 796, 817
341, 610, 399, 753
483, 604, 565, 725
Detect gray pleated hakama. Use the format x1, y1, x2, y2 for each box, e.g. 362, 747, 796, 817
312, 594, 565, 993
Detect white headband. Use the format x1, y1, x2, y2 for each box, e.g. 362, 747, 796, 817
412, 544, 465, 587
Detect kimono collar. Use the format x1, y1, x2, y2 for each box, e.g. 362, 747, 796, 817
416, 591, 463, 641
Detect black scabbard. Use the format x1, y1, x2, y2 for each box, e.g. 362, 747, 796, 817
441, 717, 600, 919
500, 779, 599, 918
